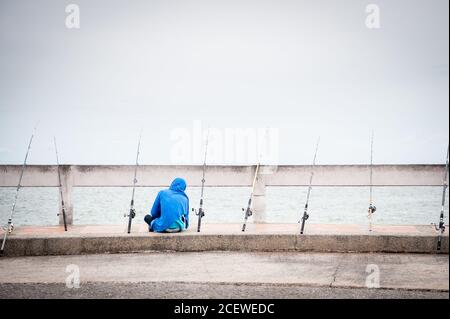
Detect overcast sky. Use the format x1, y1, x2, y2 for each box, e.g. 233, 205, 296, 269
0, 0, 448, 165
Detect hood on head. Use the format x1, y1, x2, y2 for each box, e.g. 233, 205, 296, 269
169, 177, 187, 192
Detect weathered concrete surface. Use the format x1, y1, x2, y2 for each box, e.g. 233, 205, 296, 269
0, 224, 448, 257
0, 252, 448, 299
1, 282, 448, 299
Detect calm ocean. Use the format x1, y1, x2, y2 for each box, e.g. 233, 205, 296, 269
0, 186, 449, 227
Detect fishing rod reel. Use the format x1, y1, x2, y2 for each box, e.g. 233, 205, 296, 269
56, 200, 65, 217
193, 205, 205, 233
242, 196, 254, 221
368, 204, 376, 217
192, 207, 205, 218
124, 177, 138, 220
242, 206, 253, 217
2, 220, 14, 234
431, 221, 445, 233
299, 212, 309, 224
299, 204, 310, 234
299, 203, 310, 223
241, 206, 253, 232
192, 189, 206, 218
124, 207, 136, 219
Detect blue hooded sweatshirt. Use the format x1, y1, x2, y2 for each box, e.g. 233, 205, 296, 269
149, 177, 189, 232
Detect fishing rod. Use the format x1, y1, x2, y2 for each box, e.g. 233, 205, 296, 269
54, 137, 67, 231
368, 130, 376, 232
124, 133, 142, 234
241, 128, 270, 232
433, 145, 449, 251
242, 163, 260, 232
299, 138, 320, 235
1, 128, 36, 256
192, 129, 210, 232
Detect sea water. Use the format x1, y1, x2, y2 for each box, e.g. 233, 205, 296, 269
0, 186, 448, 226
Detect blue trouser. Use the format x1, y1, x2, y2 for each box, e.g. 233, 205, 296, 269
144, 214, 184, 233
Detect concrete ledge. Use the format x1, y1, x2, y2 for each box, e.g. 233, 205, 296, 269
1, 224, 448, 257
1, 164, 446, 187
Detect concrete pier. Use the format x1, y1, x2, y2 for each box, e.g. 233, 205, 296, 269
0, 223, 448, 257
1, 224, 447, 298
1, 164, 447, 298
0, 251, 448, 299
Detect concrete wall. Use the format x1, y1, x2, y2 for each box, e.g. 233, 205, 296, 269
0, 164, 447, 225
3, 232, 448, 257
0, 164, 446, 187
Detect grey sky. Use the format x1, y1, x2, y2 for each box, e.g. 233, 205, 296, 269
0, 0, 448, 165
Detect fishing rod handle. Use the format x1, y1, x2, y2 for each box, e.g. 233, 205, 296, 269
62, 210, 68, 231
300, 219, 306, 234
197, 214, 202, 232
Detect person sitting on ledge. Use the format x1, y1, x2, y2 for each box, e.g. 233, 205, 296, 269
144, 177, 189, 233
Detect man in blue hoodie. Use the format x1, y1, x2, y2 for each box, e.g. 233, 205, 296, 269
144, 177, 189, 233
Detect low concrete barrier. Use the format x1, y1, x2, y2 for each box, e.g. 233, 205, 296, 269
2, 234, 448, 257
1, 224, 448, 257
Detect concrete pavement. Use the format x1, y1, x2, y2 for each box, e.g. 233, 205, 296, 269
0, 251, 448, 298
1, 282, 448, 299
